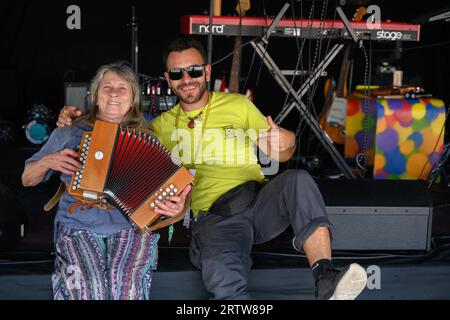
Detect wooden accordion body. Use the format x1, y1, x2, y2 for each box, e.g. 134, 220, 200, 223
68, 120, 194, 232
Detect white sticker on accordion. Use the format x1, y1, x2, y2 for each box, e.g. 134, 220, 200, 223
95, 151, 104, 160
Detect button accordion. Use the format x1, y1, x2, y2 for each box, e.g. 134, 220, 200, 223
68, 120, 194, 232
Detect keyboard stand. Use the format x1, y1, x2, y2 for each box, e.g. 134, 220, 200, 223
250, 4, 356, 179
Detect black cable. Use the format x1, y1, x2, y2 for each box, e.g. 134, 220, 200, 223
434, 203, 450, 209
276, 0, 305, 167
280, 0, 304, 113
292, 0, 306, 170
279, 0, 312, 117
306, 0, 337, 166
278, 5, 306, 120
307, 0, 330, 121
304, 0, 326, 121
291, 0, 302, 53
236, 0, 258, 96
291, 0, 336, 169
362, 38, 373, 175
356, 43, 371, 179
254, 0, 269, 88
311, 0, 338, 158
241, 47, 257, 95
299, 1, 317, 161
210, 38, 255, 66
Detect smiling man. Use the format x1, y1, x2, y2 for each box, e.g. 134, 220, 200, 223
150, 37, 368, 300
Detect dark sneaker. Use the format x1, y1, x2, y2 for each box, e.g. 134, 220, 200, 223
315, 263, 367, 300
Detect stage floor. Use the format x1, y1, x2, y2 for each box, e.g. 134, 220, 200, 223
1, 246, 450, 300
1, 146, 450, 300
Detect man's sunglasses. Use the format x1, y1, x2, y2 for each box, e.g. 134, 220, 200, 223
168, 64, 206, 81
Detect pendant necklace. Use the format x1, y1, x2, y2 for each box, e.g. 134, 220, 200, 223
175, 93, 212, 163
186, 111, 203, 129
176, 95, 210, 130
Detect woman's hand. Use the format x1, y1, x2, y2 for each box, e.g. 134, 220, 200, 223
43, 148, 81, 175
22, 148, 81, 187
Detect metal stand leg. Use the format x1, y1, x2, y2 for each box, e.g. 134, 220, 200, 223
251, 40, 356, 179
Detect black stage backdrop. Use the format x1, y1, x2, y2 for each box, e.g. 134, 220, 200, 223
1, 0, 449, 142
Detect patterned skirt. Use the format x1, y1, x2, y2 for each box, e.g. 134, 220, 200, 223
52, 225, 160, 300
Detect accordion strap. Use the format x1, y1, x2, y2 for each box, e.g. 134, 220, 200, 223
43, 182, 66, 212
43, 182, 114, 214
68, 199, 115, 215
63, 184, 115, 214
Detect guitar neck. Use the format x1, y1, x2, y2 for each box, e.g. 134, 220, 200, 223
229, 0, 250, 94
228, 35, 242, 93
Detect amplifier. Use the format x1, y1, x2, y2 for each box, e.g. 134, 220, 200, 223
142, 95, 178, 114
316, 179, 433, 251
0, 183, 26, 249
64, 82, 90, 113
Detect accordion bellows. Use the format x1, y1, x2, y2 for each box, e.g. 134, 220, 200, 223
68, 120, 194, 232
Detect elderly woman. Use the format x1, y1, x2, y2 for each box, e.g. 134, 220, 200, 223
22, 62, 190, 300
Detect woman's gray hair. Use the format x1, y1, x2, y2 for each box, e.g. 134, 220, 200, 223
83, 61, 146, 128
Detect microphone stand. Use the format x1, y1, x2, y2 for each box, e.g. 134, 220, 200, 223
130, 6, 139, 74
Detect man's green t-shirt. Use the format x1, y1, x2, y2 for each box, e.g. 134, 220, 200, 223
151, 92, 270, 215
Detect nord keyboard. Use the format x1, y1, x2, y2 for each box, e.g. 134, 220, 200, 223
180, 15, 420, 41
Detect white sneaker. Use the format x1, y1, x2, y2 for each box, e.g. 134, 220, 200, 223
329, 263, 368, 300
315, 263, 368, 300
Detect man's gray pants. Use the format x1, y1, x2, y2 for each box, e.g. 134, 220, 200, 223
189, 170, 333, 299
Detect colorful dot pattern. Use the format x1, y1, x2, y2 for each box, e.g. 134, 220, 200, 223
344, 97, 445, 179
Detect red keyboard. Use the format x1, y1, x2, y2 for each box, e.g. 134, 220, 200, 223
180, 15, 420, 42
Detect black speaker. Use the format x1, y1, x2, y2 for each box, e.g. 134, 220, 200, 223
0, 183, 27, 250
316, 179, 433, 251
64, 82, 90, 112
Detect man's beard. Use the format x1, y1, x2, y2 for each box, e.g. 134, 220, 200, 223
173, 80, 207, 105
